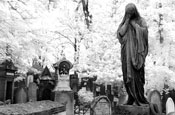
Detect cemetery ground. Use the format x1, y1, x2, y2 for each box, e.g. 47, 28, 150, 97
0, 59, 175, 115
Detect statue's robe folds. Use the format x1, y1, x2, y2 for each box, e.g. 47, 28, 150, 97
117, 18, 148, 105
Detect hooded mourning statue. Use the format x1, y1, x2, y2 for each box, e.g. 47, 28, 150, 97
117, 3, 149, 106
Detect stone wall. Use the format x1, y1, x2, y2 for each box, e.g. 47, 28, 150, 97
0, 100, 66, 115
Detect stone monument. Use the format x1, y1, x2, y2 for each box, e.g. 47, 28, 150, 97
90, 96, 111, 115
147, 89, 162, 114
53, 57, 74, 115
115, 3, 150, 115
166, 97, 175, 115
28, 82, 38, 102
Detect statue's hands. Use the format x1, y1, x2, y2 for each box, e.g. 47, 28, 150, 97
124, 14, 131, 26
130, 20, 137, 28
126, 13, 132, 20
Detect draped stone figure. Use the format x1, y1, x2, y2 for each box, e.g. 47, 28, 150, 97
117, 3, 149, 106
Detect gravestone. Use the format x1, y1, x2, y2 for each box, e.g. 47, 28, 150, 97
162, 90, 170, 113
90, 96, 111, 115
166, 97, 175, 115
147, 89, 162, 113
53, 58, 74, 115
107, 85, 113, 104
15, 87, 27, 103
118, 93, 128, 105
28, 82, 38, 102
100, 84, 105, 95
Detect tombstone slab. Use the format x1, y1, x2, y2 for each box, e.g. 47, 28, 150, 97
53, 58, 74, 115
90, 96, 111, 115
15, 87, 27, 103
28, 82, 38, 102
147, 89, 162, 113
118, 94, 128, 105
54, 91, 74, 115
166, 97, 175, 115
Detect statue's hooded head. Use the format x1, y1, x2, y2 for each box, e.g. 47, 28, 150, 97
125, 3, 140, 19
118, 3, 141, 31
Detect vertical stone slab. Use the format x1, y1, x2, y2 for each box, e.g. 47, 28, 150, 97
53, 58, 74, 115
166, 97, 175, 115
54, 91, 74, 115
118, 94, 128, 105
90, 96, 111, 115
100, 84, 105, 95
28, 82, 38, 102
15, 87, 27, 103
147, 89, 162, 113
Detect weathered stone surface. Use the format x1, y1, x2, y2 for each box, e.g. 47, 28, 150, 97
168, 112, 175, 115
166, 97, 175, 115
147, 89, 162, 113
113, 104, 150, 115
15, 87, 27, 103
28, 82, 38, 102
90, 96, 111, 115
118, 94, 128, 105
54, 91, 74, 115
0, 100, 65, 115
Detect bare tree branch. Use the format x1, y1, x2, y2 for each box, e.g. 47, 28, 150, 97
7, 1, 26, 20
54, 31, 75, 46
17, 0, 27, 5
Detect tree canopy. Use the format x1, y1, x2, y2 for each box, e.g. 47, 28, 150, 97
0, 0, 175, 91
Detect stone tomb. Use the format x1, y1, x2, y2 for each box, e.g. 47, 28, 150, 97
28, 82, 38, 102
147, 89, 162, 113
0, 60, 17, 103
166, 97, 175, 115
90, 96, 111, 115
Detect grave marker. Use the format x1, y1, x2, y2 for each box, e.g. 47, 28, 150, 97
15, 87, 27, 103
166, 97, 175, 115
100, 85, 105, 95
28, 82, 38, 102
147, 89, 162, 113
90, 96, 111, 115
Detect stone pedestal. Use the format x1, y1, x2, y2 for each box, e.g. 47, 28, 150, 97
113, 104, 150, 115
54, 91, 74, 115
53, 75, 74, 115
